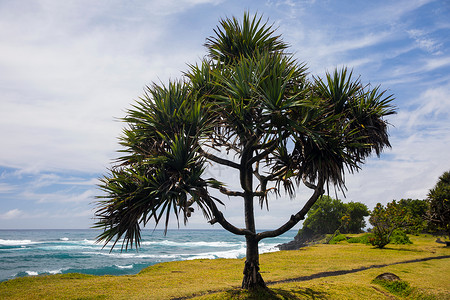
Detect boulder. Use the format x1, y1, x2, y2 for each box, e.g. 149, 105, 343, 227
375, 272, 401, 281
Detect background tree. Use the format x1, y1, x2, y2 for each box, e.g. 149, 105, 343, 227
301, 196, 346, 235
343, 201, 370, 233
427, 171, 450, 240
397, 199, 428, 234
94, 13, 395, 290
296, 196, 369, 243
369, 200, 413, 248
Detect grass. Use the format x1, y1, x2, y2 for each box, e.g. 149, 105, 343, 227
0, 235, 449, 299
372, 278, 412, 297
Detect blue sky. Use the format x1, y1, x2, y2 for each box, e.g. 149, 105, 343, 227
0, 0, 449, 230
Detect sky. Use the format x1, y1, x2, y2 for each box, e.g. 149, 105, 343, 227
0, 0, 449, 231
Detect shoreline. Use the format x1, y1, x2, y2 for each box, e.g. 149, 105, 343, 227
1, 234, 449, 299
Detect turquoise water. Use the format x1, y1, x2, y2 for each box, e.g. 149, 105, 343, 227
0, 229, 296, 282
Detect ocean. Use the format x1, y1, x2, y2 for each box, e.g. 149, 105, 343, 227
0, 229, 297, 282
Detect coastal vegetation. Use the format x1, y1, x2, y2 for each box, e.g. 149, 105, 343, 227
0, 234, 448, 299
287, 171, 449, 250
427, 171, 450, 240
368, 200, 415, 249
93, 12, 395, 289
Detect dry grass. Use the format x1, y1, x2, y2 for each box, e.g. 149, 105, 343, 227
0, 234, 449, 299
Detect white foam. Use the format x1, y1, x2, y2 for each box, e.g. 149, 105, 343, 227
0, 239, 37, 246
185, 246, 247, 260
82, 251, 181, 259
81, 239, 97, 245
141, 240, 242, 248
59, 237, 69, 241
116, 264, 133, 269
259, 242, 279, 254
40, 245, 93, 251
25, 271, 38, 276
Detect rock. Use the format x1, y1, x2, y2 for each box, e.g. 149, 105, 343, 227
375, 273, 401, 281
277, 231, 326, 250
277, 239, 303, 250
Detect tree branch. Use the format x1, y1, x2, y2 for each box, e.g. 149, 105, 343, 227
219, 186, 245, 197
198, 147, 241, 169
265, 166, 289, 182
253, 188, 276, 197
248, 140, 278, 165
256, 178, 324, 241
204, 193, 254, 236
302, 174, 317, 190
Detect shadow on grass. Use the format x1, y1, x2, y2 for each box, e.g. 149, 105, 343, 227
379, 246, 425, 252
220, 287, 327, 299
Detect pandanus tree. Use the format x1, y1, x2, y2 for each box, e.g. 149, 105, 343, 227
94, 13, 396, 289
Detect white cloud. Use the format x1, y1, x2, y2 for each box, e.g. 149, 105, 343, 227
354, 0, 434, 26
0, 183, 16, 193
24, 189, 97, 204
407, 29, 443, 54
395, 84, 450, 130
388, 55, 450, 81
0, 0, 211, 174
146, 0, 224, 16
423, 56, 450, 71
0, 209, 23, 220
343, 84, 450, 208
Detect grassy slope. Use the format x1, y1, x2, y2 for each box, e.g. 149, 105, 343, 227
0, 235, 449, 299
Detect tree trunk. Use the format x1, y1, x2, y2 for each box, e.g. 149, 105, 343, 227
242, 235, 266, 289
240, 145, 266, 289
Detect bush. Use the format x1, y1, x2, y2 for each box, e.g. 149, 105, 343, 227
367, 230, 412, 247
347, 236, 360, 243
372, 278, 412, 297
368, 232, 390, 248
329, 234, 347, 244
390, 229, 412, 245
369, 201, 414, 248
358, 234, 372, 244
343, 233, 373, 244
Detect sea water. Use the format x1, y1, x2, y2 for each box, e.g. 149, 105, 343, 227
0, 229, 296, 282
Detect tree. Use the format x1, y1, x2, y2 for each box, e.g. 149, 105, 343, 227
397, 199, 428, 234
94, 13, 395, 289
301, 196, 347, 235
295, 196, 368, 244
298, 196, 368, 235
427, 171, 450, 239
369, 201, 413, 248
345, 201, 370, 233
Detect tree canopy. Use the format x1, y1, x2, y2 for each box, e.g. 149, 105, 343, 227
397, 198, 428, 234
427, 171, 450, 239
299, 196, 369, 236
94, 12, 396, 289
302, 196, 347, 235
369, 200, 414, 248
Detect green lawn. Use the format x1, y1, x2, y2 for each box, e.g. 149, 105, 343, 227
1, 235, 449, 299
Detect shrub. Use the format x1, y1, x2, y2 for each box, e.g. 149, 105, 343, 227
368, 232, 390, 248
390, 229, 412, 245
344, 233, 373, 244
329, 234, 347, 244
358, 234, 372, 244
372, 278, 412, 297
369, 201, 414, 248
347, 236, 360, 243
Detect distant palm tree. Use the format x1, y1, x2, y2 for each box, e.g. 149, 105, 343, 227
94, 12, 396, 290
